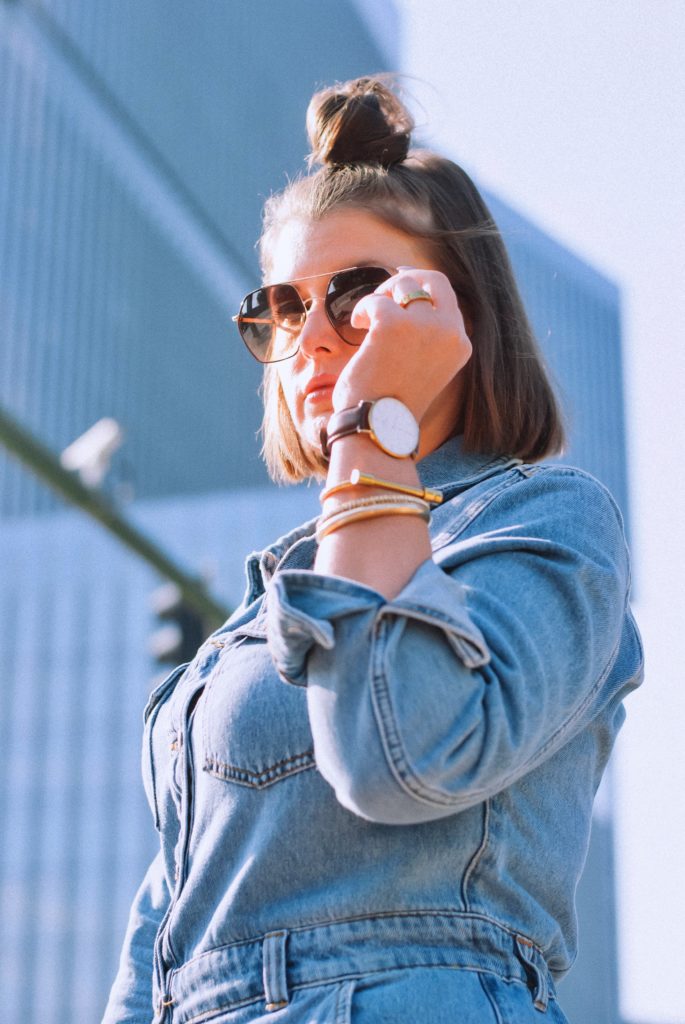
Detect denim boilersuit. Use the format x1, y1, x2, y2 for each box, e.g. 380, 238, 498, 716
103, 437, 643, 1024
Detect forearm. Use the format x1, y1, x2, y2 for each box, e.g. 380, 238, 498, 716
270, 466, 638, 823
314, 434, 432, 599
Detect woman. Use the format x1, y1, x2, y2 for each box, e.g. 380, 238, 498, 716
104, 76, 643, 1023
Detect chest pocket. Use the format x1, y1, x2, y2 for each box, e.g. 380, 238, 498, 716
201, 619, 316, 789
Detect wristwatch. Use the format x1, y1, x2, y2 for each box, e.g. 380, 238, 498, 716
320, 397, 420, 459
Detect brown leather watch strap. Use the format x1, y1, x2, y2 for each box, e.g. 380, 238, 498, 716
320, 401, 372, 459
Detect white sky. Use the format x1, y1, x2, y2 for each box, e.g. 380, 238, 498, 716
396, 2, 685, 1021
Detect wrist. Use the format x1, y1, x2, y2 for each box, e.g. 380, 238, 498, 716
325, 434, 423, 489
322, 397, 420, 461
333, 390, 425, 421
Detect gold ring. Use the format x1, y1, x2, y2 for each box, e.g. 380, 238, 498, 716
398, 289, 433, 308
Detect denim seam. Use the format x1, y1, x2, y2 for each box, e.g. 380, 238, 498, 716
203, 750, 316, 788
143, 663, 190, 724
465, 472, 637, 791
478, 971, 504, 1024
373, 588, 636, 810
430, 470, 524, 547
269, 590, 336, 650
177, 964, 540, 1024
376, 602, 489, 669
511, 621, 639, 783
167, 909, 547, 972
153, 900, 177, 1017
434, 458, 521, 503
461, 799, 490, 911
285, 964, 539, 993
145, 718, 161, 833
376, 650, 635, 811
258, 516, 319, 573
287, 963, 537, 993
143, 664, 188, 831
365, 464, 628, 808
335, 978, 355, 1024
369, 616, 447, 808
371, 618, 478, 809
183, 995, 264, 1023
516, 935, 550, 1011
275, 572, 385, 602
200, 635, 260, 758
433, 463, 626, 553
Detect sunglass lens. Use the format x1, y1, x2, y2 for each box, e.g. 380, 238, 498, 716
326, 267, 392, 344
238, 284, 305, 362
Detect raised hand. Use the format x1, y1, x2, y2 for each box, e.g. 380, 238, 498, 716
332, 267, 472, 423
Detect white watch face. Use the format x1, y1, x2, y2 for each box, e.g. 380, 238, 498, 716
368, 397, 419, 457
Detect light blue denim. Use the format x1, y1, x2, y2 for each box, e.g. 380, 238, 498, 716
103, 437, 643, 1023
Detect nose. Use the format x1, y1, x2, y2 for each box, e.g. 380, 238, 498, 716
296, 298, 344, 360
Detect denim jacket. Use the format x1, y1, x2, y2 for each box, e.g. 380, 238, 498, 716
103, 437, 643, 1023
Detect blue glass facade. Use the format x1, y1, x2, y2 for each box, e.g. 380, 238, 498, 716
0, 2, 629, 1021
492, 196, 628, 523
0, 0, 393, 514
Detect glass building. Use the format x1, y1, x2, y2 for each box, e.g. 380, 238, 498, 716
0, 2, 630, 1021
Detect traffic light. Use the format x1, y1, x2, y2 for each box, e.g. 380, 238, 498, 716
149, 582, 207, 668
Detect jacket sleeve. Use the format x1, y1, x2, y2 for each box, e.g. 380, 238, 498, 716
101, 850, 169, 1023
266, 468, 643, 824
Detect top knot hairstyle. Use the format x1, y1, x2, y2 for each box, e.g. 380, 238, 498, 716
259, 75, 565, 483
306, 76, 412, 169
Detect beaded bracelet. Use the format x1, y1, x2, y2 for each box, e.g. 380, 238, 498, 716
316, 501, 430, 543
320, 492, 430, 519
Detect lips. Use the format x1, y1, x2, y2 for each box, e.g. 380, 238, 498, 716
304, 375, 337, 402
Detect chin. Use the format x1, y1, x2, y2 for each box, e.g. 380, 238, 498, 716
301, 410, 330, 447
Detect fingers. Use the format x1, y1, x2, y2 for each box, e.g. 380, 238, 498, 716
350, 266, 458, 330
383, 266, 457, 307
392, 275, 432, 309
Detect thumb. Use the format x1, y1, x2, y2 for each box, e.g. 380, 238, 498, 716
349, 293, 376, 331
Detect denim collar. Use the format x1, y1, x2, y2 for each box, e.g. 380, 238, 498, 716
245, 436, 520, 597
416, 435, 520, 500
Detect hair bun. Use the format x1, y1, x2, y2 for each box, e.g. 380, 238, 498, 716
306, 76, 413, 169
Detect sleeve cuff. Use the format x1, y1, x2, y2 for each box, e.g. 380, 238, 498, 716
268, 559, 489, 686
381, 558, 490, 669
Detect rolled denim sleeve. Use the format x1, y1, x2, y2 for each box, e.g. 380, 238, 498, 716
101, 851, 169, 1023
267, 468, 640, 824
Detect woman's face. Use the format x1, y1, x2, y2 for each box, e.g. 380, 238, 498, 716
267, 208, 462, 454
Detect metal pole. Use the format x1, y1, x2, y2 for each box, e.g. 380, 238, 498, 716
0, 405, 231, 630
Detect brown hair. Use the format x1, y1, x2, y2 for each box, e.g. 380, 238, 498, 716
259, 75, 565, 483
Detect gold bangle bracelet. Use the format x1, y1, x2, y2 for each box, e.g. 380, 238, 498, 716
319, 479, 360, 502
351, 469, 443, 504
320, 470, 443, 505
316, 505, 429, 543
319, 493, 429, 519
316, 503, 429, 543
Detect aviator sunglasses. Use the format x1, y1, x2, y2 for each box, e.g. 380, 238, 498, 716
233, 265, 393, 363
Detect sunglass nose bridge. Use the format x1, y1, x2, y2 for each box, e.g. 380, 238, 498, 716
234, 266, 393, 363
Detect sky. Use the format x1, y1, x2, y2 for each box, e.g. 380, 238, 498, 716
394, 2, 685, 1021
